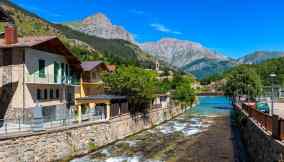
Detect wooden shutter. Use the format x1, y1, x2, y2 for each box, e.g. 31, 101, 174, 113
38, 59, 45, 78
54, 62, 59, 83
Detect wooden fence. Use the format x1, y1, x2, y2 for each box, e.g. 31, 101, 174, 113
240, 103, 284, 140
242, 103, 273, 132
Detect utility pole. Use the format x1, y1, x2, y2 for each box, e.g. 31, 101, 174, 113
270, 73, 277, 116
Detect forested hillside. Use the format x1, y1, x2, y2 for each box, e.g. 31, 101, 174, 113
202, 57, 284, 86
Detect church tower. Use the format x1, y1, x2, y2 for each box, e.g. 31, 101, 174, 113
155, 60, 160, 72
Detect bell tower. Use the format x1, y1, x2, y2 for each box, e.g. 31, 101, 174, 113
155, 60, 160, 72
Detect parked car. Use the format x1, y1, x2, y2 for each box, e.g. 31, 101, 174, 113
256, 102, 270, 113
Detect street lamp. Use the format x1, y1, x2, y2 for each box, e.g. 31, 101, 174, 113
270, 73, 277, 115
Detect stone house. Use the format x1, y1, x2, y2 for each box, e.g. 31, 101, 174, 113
0, 23, 81, 122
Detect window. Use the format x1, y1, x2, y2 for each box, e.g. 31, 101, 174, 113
92, 72, 97, 80
49, 89, 54, 99
56, 89, 60, 99
37, 89, 42, 100
38, 59, 46, 78
44, 89, 48, 100
61, 63, 65, 82
3, 49, 12, 66
65, 64, 69, 78
54, 62, 59, 83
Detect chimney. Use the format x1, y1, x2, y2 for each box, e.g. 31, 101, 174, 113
4, 23, 18, 44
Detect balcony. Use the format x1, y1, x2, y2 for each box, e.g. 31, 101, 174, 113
25, 73, 80, 86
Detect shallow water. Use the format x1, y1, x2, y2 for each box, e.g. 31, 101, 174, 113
71, 96, 232, 162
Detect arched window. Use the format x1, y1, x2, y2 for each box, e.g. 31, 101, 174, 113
37, 89, 42, 100
50, 89, 54, 99
56, 89, 60, 99
44, 89, 48, 100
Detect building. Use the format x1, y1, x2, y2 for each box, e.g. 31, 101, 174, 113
153, 93, 171, 109
75, 61, 128, 122
0, 22, 81, 122
263, 86, 284, 100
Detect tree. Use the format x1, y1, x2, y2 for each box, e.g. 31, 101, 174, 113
255, 58, 284, 86
103, 66, 159, 113
159, 79, 172, 94
172, 76, 196, 107
223, 66, 262, 104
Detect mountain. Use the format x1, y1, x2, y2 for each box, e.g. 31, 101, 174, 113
0, 0, 165, 70
140, 38, 236, 79
182, 58, 235, 79
67, 13, 135, 43
237, 51, 284, 64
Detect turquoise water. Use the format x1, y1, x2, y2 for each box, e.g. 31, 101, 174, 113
189, 96, 232, 117
71, 96, 232, 162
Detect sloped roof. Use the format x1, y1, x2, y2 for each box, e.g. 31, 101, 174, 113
81, 61, 108, 71
0, 36, 82, 71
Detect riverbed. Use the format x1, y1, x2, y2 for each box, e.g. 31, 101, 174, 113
70, 96, 245, 162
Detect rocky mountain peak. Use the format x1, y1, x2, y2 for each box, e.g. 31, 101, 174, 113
158, 38, 203, 49
140, 38, 234, 79
82, 12, 112, 26
68, 12, 134, 43
237, 51, 284, 64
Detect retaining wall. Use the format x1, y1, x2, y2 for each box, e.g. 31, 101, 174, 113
0, 106, 186, 162
237, 108, 284, 162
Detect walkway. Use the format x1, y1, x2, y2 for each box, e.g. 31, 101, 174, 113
273, 102, 284, 118
177, 116, 236, 162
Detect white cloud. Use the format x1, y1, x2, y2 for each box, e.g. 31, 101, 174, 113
150, 23, 182, 35
150, 23, 171, 32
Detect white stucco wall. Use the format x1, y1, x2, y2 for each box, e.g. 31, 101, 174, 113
23, 48, 70, 110
25, 48, 69, 85
0, 47, 76, 120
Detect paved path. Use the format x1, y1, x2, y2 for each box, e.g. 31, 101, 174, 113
273, 102, 284, 118
176, 116, 246, 162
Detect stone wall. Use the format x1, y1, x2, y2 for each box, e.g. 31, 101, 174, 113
0, 106, 186, 162
238, 110, 284, 162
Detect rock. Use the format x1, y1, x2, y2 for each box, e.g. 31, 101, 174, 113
140, 38, 236, 79
68, 13, 134, 43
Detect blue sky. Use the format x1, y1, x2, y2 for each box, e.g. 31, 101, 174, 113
11, 0, 284, 58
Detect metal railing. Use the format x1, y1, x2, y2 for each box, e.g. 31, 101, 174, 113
25, 73, 80, 85
0, 112, 106, 136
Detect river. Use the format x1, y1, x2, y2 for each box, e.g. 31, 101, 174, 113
71, 96, 246, 162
